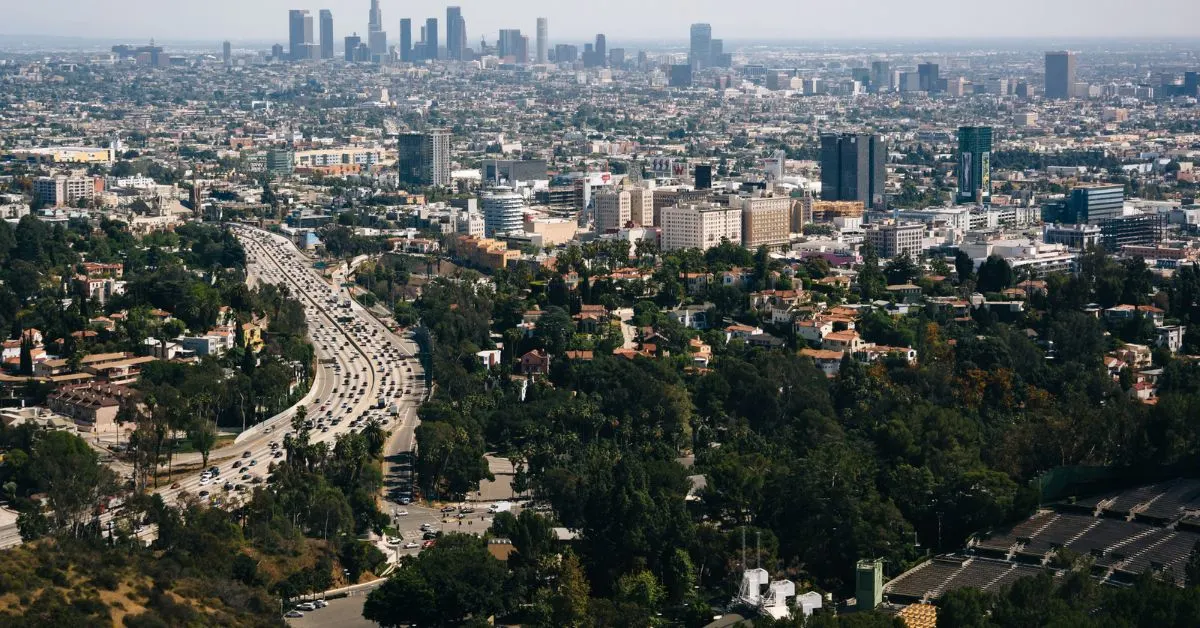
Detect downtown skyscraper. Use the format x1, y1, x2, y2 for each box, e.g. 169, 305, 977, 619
399, 18, 412, 62
689, 23, 712, 69
319, 10, 334, 60
367, 0, 387, 58
446, 7, 466, 60
536, 18, 548, 64
1045, 51, 1077, 100
288, 10, 314, 61
426, 18, 439, 61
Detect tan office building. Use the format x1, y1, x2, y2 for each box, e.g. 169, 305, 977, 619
735, 195, 792, 249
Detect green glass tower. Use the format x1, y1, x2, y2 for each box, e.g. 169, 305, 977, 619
957, 126, 993, 204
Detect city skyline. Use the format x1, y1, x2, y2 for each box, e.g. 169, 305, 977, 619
6, 0, 1200, 44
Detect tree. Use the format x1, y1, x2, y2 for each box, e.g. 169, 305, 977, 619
884, 252, 920, 286
535, 306, 574, 356
976, 255, 1014, 294
954, 250, 976, 285
188, 419, 218, 469
18, 331, 33, 376
26, 431, 117, 537
363, 534, 509, 627
858, 243, 887, 301
538, 551, 591, 628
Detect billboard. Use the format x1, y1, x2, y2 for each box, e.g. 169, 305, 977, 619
959, 152, 973, 194
980, 152, 991, 198
650, 157, 688, 177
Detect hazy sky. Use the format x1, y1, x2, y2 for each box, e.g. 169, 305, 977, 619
6, 0, 1200, 44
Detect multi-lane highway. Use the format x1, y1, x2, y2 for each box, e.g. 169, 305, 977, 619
121, 226, 425, 532
2, 225, 430, 560
162, 224, 426, 509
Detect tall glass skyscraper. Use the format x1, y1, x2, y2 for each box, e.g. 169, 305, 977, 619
957, 126, 993, 204
319, 10, 334, 60
446, 7, 465, 60
1045, 51, 1077, 100
288, 10, 313, 61
820, 133, 887, 209
689, 23, 712, 69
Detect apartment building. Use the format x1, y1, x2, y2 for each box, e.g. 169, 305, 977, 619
734, 194, 792, 249
661, 203, 742, 251
594, 188, 632, 232
34, 175, 101, 207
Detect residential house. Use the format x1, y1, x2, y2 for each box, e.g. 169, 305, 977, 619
885, 284, 923, 304
683, 273, 714, 296
667, 304, 714, 330
688, 338, 712, 368
801, 348, 845, 377
822, 331, 868, 354
476, 349, 503, 369
574, 304, 609, 334
1156, 325, 1186, 353
519, 349, 551, 376
725, 324, 763, 343
795, 319, 834, 345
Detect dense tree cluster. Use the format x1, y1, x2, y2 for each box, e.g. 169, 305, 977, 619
395, 236, 1200, 624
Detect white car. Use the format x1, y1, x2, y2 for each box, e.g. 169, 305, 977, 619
394, 509, 408, 516
403, 541, 419, 549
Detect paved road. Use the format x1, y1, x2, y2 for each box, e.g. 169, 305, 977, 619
74, 226, 428, 550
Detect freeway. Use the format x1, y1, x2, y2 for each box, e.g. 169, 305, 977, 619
119, 226, 425, 533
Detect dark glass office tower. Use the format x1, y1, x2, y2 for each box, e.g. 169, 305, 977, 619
957, 126, 993, 203
1045, 51, 1076, 99
820, 133, 887, 209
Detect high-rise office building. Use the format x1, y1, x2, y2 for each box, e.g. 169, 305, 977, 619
957, 126, 993, 204
820, 134, 887, 209
609, 48, 625, 68
397, 129, 452, 187
482, 189, 526, 237
555, 44, 577, 64
344, 34, 361, 61
399, 19, 412, 62
870, 61, 891, 91
446, 7, 465, 60
288, 10, 313, 61
1068, 184, 1125, 224
709, 39, 730, 68
594, 34, 606, 63
670, 64, 693, 87
222, 41, 232, 67
1184, 71, 1198, 98
690, 23, 712, 69
498, 30, 522, 61
367, 0, 386, 57
1045, 51, 1076, 100
319, 10, 334, 60
536, 18, 548, 64
694, 164, 713, 190
426, 18, 439, 60
918, 62, 939, 92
